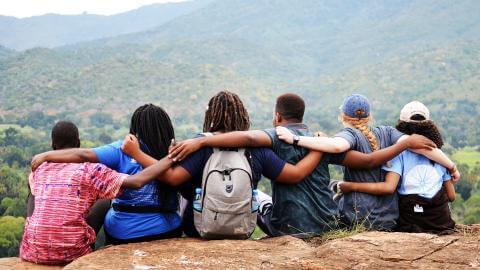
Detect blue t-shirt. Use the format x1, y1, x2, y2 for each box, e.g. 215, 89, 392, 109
383, 150, 451, 199
335, 126, 404, 231
93, 140, 181, 240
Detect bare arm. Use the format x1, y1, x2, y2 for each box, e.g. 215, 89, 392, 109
276, 151, 323, 184
342, 134, 436, 169
122, 156, 174, 189
121, 135, 192, 186
169, 130, 272, 161
339, 171, 400, 195
443, 180, 456, 202
276, 126, 350, 153
31, 148, 98, 170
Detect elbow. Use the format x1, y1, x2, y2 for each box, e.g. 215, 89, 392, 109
78, 149, 94, 162
131, 182, 143, 189
385, 186, 396, 194
290, 171, 306, 184
162, 178, 181, 187
127, 180, 144, 189
449, 194, 456, 202
378, 185, 396, 195
363, 157, 377, 169
331, 145, 345, 153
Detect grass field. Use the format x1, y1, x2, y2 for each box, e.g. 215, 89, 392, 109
453, 147, 480, 169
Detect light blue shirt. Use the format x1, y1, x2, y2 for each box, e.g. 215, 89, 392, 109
93, 140, 181, 239
382, 150, 451, 199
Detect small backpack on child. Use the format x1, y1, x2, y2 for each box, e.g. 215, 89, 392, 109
193, 133, 258, 239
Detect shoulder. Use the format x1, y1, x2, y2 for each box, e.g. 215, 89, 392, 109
334, 127, 358, 147
92, 140, 123, 152
377, 125, 404, 138
92, 140, 124, 158
103, 140, 123, 149
262, 128, 276, 140
179, 147, 213, 168
335, 127, 358, 137
249, 147, 275, 159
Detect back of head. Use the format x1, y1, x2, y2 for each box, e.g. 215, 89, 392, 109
130, 104, 176, 207
340, 94, 378, 151
396, 101, 443, 148
275, 93, 305, 123
51, 121, 80, 150
130, 104, 174, 160
203, 90, 250, 132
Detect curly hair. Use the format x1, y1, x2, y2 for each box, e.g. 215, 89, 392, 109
396, 119, 444, 149
341, 114, 378, 151
203, 91, 250, 132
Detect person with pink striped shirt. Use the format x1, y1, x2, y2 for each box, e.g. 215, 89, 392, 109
20, 121, 174, 265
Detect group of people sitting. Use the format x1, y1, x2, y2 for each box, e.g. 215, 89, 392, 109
21, 91, 460, 265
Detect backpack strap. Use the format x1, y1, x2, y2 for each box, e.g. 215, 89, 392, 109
244, 148, 258, 184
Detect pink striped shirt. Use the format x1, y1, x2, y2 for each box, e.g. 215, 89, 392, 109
20, 162, 127, 265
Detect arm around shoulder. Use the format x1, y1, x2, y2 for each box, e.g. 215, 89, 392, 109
31, 148, 98, 170
275, 150, 323, 184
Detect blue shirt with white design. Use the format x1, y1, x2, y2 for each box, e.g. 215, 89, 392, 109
382, 150, 451, 199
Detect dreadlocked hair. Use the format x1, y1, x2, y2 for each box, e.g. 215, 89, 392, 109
130, 104, 176, 208
341, 114, 379, 151
396, 119, 444, 149
203, 91, 250, 132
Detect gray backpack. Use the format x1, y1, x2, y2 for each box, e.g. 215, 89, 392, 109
194, 137, 257, 239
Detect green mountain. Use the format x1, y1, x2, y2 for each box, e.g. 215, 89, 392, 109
85, 0, 480, 73
0, 0, 478, 147
0, 0, 213, 50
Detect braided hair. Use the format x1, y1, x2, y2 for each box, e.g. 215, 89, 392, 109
203, 91, 250, 132
341, 114, 379, 151
130, 104, 176, 208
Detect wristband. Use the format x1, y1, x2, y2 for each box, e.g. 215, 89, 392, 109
293, 135, 300, 146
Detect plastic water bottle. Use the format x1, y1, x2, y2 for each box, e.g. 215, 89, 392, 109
252, 189, 259, 213
193, 188, 202, 212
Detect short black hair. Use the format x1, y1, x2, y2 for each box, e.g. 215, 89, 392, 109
51, 121, 80, 150
396, 120, 444, 149
275, 93, 305, 122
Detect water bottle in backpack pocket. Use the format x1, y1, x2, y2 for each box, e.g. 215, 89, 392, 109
193, 188, 202, 212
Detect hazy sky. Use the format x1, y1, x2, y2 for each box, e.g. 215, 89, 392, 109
0, 0, 188, 18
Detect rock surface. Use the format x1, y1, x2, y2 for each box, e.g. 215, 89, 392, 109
0, 257, 62, 270
4, 226, 480, 270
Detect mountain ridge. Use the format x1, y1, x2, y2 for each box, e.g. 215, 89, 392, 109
0, 0, 213, 50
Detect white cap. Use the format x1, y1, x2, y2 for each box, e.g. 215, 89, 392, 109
400, 101, 430, 122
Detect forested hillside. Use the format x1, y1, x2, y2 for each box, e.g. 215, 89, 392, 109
0, 0, 479, 257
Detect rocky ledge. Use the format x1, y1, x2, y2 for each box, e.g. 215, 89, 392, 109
2, 225, 479, 270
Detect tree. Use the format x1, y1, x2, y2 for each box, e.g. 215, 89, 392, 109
90, 112, 114, 127
0, 216, 25, 257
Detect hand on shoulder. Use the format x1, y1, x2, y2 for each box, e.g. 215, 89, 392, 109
121, 134, 141, 157
276, 126, 294, 144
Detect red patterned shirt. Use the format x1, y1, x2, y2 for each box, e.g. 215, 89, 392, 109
20, 162, 127, 265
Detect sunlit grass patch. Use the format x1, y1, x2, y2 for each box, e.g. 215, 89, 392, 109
453, 147, 480, 169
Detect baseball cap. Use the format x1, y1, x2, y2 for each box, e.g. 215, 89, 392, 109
341, 94, 370, 119
399, 101, 430, 122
